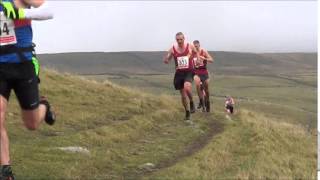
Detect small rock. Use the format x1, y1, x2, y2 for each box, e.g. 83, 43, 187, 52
139, 163, 155, 171
57, 146, 90, 155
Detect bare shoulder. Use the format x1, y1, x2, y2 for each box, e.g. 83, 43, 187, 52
21, 0, 45, 8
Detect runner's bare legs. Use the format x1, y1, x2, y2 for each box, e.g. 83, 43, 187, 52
203, 79, 211, 112
194, 75, 205, 107
180, 89, 189, 112
1, 96, 48, 166
184, 82, 193, 103
22, 105, 47, 130
0, 96, 10, 165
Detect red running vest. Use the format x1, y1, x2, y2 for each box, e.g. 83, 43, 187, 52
172, 43, 194, 72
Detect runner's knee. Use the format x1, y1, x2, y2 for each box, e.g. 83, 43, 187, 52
184, 82, 192, 89
24, 121, 39, 131
180, 89, 186, 96
194, 77, 200, 85
22, 111, 40, 131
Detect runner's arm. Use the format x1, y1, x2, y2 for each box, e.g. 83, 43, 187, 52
164, 48, 173, 64
225, 100, 229, 107
203, 50, 214, 63
21, 0, 53, 20
231, 98, 235, 105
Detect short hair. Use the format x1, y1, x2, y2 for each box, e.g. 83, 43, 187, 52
193, 40, 200, 44
176, 32, 184, 37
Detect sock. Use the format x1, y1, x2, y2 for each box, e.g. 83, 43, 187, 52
200, 98, 203, 105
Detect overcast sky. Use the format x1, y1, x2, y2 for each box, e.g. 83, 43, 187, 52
32, 1, 317, 53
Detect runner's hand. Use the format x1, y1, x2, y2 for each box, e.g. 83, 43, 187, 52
164, 59, 169, 64
1, 1, 25, 19
200, 56, 206, 61
196, 59, 201, 66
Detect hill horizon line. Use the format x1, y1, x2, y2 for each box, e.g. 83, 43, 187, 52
38, 50, 317, 55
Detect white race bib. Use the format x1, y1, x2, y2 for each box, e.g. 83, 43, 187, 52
177, 56, 189, 69
193, 57, 204, 68
0, 12, 17, 46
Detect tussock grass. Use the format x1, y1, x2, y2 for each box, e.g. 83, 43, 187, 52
6, 69, 222, 179
4, 69, 316, 179
149, 110, 317, 179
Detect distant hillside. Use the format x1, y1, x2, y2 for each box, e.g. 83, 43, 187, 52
38, 52, 317, 76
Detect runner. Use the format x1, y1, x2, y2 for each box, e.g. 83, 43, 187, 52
164, 32, 200, 120
225, 95, 235, 114
191, 40, 213, 112
0, 0, 54, 179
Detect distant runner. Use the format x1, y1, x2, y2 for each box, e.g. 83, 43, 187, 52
225, 95, 235, 114
191, 40, 213, 112
164, 32, 200, 120
0, 0, 55, 179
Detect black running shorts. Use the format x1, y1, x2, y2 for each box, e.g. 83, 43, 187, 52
195, 74, 209, 83
0, 61, 40, 110
226, 105, 234, 114
173, 71, 194, 90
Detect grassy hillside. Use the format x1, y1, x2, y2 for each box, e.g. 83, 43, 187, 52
38, 52, 317, 128
5, 69, 317, 179
84, 73, 316, 130
7, 70, 224, 179
148, 110, 317, 179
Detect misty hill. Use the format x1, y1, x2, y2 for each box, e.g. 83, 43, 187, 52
38, 51, 317, 76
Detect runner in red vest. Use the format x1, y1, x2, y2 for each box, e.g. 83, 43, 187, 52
164, 32, 200, 120
225, 95, 235, 114
191, 40, 214, 112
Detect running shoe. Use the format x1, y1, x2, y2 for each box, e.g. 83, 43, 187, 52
190, 101, 196, 113
40, 96, 56, 125
0, 166, 15, 180
185, 111, 191, 120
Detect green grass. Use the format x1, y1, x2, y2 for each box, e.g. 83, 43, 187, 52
88, 72, 317, 129
5, 67, 317, 179
147, 110, 317, 179
6, 70, 223, 179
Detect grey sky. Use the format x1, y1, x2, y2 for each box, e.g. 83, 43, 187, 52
32, 1, 317, 53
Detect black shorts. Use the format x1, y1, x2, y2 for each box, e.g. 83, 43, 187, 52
173, 71, 194, 90
195, 74, 209, 83
226, 105, 234, 114
0, 61, 40, 110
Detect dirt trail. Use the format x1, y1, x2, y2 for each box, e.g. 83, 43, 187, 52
131, 116, 224, 179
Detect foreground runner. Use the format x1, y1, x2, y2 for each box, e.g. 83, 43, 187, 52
164, 32, 200, 120
192, 40, 213, 112
0, 0, 55, 179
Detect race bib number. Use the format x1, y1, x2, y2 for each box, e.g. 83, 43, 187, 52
193, 57, 204, 68
177, 56, 189, 69
0, 12, 17, 46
